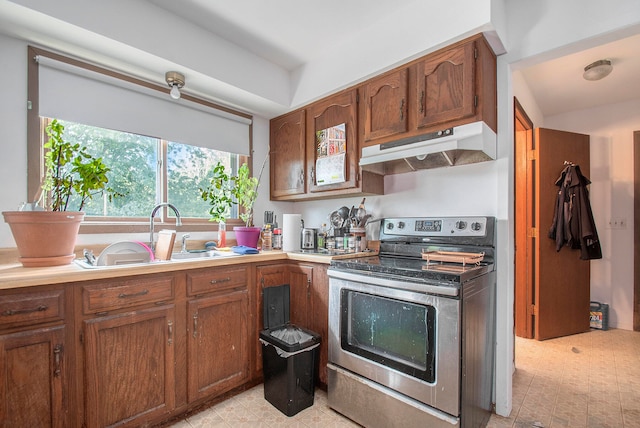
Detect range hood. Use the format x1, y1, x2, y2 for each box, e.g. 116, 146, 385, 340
359, 121, 496, 175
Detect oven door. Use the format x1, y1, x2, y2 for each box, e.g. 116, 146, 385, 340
328, 269, 461, 417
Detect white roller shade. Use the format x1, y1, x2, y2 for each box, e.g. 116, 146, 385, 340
37, 55, 251, 155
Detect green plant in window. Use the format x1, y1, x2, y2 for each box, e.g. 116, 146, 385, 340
201, 156, 266, 227
200, 161, 234, 223
42, 119, 121, 211
231, 162, 259, 227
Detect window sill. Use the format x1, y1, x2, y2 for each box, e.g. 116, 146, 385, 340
79, 219, 245, 234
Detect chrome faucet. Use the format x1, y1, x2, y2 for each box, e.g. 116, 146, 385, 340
149, 203, 182, 250
181, 233, 191, 253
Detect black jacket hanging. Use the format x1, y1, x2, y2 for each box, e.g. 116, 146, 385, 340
548, 164, 602, 260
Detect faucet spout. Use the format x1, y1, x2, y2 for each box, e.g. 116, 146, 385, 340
149, 203, 182, 250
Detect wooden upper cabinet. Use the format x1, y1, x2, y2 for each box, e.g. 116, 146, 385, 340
415, 40, 476, 129
306, 89, 359, 194
270, 110, 306, 199
359, 68, 409, 144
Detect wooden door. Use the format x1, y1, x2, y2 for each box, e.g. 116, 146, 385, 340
0, 326, 66, 428
270, 110, 306, 199
514, 99, 535, 338
83, 305, 175, 427
535, 128, 591, 340
187, 290, 249, 402
359, 68, 409, 145
634, 130, 640, 331
415, 41, 475, 129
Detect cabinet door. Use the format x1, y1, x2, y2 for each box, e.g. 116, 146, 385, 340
288, 264, 313, 328
360, 68, 409, 144
0, 326, 66, 428
83, 305, 175, 428
255, 264, 289, 374
306, 89, 359, 193
415, 41, 476, 129
187, 290, 249, 402
310, 265, 329, 386
270, 110, 306, 199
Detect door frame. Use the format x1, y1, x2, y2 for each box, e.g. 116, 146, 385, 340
514, 97, 535, 338
634, 130, 640, 331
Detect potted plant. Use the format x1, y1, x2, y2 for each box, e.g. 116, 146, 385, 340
230, 162, 262, 247
199, 162, 234, 247
201, 155, 266, 248
3, 119, 119, 267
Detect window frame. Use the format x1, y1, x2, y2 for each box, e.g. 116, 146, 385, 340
27, 46, 253, 234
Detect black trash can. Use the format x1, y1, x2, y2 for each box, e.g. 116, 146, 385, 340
260, 284, 321, 416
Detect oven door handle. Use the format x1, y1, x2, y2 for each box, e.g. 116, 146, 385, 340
327, 268, 459, 297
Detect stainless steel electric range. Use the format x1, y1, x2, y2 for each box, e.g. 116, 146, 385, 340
327, 216, 496, 428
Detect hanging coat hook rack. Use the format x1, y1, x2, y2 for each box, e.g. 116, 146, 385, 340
564, 160, 575, 166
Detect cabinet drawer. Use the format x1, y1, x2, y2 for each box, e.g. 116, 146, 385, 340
187, 267, 247, 296
0, 289, 65, 329
82, 276, 175, 314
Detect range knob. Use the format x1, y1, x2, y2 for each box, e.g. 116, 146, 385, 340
386, 222, 394, 230
455, 221, 467, 230
471, 222, 483, 231
397, 221, 405, 229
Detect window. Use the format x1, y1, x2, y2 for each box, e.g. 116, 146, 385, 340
41, 118, 243, 221
28, 47, 252, 233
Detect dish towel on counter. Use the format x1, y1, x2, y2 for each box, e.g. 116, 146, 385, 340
231, 245, 260, 255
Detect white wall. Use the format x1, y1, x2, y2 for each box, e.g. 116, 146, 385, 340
545, 99, 640, 330
0, 34, 29, 248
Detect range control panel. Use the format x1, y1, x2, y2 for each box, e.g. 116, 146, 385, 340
380, 217, 490, 238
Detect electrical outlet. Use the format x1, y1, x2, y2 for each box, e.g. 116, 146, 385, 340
608, 218, 627, 229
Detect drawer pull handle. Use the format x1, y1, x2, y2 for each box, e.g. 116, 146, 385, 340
193, 313, 198, 338
2, 304, 48, 316
210, 277, 231, 285
53, 344, 63, 377
168, 320, 174, 345
118, 289, 149, 299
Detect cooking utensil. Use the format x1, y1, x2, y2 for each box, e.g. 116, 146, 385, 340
356, 198, 366, 222
330, 211, 343, 228
358, 214, 372, 227
338, 206, 350, 220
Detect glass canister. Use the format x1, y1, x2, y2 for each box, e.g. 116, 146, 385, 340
272, 228, 282, 250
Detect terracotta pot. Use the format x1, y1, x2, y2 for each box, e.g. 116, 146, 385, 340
2, 211, 84, 267
233, 226, 262, 249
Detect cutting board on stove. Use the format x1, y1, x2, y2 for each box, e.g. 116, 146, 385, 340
154, 230, 176, 261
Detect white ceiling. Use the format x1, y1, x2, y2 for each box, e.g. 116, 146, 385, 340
517, 32, 640, 117
148, 0, 640, 117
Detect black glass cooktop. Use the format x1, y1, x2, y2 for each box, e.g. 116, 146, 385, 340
330, 255, 493, 286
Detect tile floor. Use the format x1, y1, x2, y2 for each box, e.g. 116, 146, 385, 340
169, 328, 640, 427
488, 328, 640, 428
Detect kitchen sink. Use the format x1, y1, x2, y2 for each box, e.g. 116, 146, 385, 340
171, 250, 220, 260
74, 249, 239, 269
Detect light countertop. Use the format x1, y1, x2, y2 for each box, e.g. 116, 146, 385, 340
0, 249, 376, 290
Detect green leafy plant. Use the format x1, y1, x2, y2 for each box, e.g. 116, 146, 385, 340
41, 119, 121, 211
200, 154, 267, 227
199, 162, 234, 223
231, 163, 259, 227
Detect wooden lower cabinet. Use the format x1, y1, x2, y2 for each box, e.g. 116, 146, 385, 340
0, 260, 330, 427
0, 325, 67, 428
255, 262, 329, 386
83, 305, 176, 428
187, 289, 249, 402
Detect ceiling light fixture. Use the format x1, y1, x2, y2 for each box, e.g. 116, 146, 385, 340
165, 71, 185, 99
583, 59, 613, 81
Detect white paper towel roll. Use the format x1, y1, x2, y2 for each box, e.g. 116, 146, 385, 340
282, 214, 302, 252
